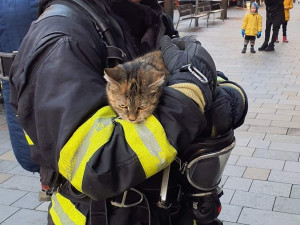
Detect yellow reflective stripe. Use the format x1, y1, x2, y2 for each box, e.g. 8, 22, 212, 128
116, 115, 177, 178
58, 106, 116, 192
23, 130, 34, 145
50, 192, 86, 225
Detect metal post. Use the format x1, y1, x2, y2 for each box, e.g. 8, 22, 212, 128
164, 0, 174, 20
195, 0, 199, 26
221, 0, 228, 20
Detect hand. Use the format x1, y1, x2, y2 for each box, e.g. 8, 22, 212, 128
257, 31, 261, 38
241, 30, 245, 37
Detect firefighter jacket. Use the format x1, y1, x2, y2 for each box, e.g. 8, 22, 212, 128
242, 12, 262, 36
284, 0, 293, 21
9, 0, 247, 224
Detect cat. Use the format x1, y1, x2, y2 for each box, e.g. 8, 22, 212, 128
104, 51, 169, 124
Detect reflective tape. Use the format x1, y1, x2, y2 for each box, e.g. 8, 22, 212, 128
50, 192, 86, 225
116, 115, 177, 178
58, 106, 116, 192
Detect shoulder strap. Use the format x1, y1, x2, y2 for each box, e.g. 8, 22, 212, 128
40, 0, 128, 67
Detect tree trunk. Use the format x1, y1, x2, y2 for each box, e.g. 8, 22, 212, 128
221, 0, 228, 19
164, 0, 174, 20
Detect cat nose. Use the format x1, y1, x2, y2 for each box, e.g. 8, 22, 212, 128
128, 115, 136, 121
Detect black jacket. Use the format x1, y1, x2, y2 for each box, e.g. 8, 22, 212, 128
265, 0, 285, 25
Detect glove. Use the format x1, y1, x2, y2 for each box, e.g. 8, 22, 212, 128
160, 35, 217, 112
257, 31, 261, 38
209, 81, 248, 136
241, 29, 245, 37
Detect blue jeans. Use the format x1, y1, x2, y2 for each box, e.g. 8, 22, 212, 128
1, 79, 40, 172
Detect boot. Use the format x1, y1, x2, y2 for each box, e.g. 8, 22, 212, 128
283, 36, 289, 43
241, 45, 247, 53
264, 43, 275, 51
258, 42, 268, 51
250, 46, 256, 53
275, 37, 279, 43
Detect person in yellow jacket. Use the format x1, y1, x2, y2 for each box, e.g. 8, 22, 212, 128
241, 2, 262, 53
276, 0, 293, 43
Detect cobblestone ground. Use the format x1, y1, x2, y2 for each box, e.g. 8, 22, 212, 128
1, 3, 300, 225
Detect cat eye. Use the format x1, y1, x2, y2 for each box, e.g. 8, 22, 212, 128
138, 106, 146, 110
119, 104, 127, 108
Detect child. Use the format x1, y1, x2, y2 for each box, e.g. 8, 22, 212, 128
241, 2, 262, 53
276, 0, 293, 43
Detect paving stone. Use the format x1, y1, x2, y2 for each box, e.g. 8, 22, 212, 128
220, 176, 228, 188
247, 139, 270, 149
0, 148, 9, 155
231, 146, 255, 157
253, 149, 299, 162
244, 118, 271, 127
274, 197, 300, 214
0, 187, 27, 205
227, 155, 239, 165
0, 140, 12, 150
262, 103, 295, 110
256, 114, 292, 121
1, 208, 48, 225
0, 161, 19, 173
0, 150, 16, 161
0, 173, 13, 184
239, 207, 300, 225
271, 120, 300, 129
291, 185, 300, 199
8, 165, 39, 177
250, 180, 291, 197
0, 175, 40, 192
269, 141, 300, 153
35, 201, 50, 212
269, 170, 300, 185
221, 189, 235, 204
236, 156, 284, 170
287, 128, 300, 136
223, 222, 245, 225
11, 192, 41, 209
0, 205, 19, 224
265, 133, 300, 144
223, 165, 246, 177
235, 138, 250, 147
231, 190, 275, 210
243, 167, 270, 180
247, 126, 287, 135
235, 131, 266, 139
248, 107, 276, 114
284, 161, 300, 173
223, 177, 252, 191
219, 204, 242, 223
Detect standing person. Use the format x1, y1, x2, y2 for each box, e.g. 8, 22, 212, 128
241, 2, 262, 53
0, 0, 40, 172
258, 0, 284, 51
275, 0, 293, 43
9, 0, 247, 224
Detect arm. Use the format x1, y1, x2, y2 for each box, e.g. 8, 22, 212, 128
258, 14, 263, 32
241, 14, 248, 30
10, 31, 206, 200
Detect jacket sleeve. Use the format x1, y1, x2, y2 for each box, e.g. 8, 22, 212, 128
242, 14, 248, 30
10, 35, 206, 200
258, 15, 262, 32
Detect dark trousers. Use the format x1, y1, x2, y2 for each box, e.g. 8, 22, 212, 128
264, 13, 281, 45
282, 21, 288, 36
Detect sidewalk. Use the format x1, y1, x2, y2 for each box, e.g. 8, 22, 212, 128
1, 3, 300, 225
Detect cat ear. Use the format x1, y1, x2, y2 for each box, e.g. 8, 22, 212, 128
148, 72, 165, 88
104, 68, 121, 86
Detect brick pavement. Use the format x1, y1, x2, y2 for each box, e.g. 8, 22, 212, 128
1, 3, 300, 225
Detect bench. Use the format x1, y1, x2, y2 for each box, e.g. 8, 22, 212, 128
176, 3, 210, 29
209, 2, 225, 25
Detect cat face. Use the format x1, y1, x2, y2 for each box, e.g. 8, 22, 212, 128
104, 55, 167, 123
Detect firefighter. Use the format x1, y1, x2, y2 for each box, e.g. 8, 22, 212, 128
9, 0, 247, 224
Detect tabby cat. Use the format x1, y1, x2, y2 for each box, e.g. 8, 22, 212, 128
104, 51, 169, 123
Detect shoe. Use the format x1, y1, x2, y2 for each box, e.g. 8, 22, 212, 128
258, 43, 268, 51
250, 47, 256, 53
38, 190, 52, 202
241, 46, 247, 53
283, 36, 289, 43
264, 43, 275, 51
275, 37, 279, 43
